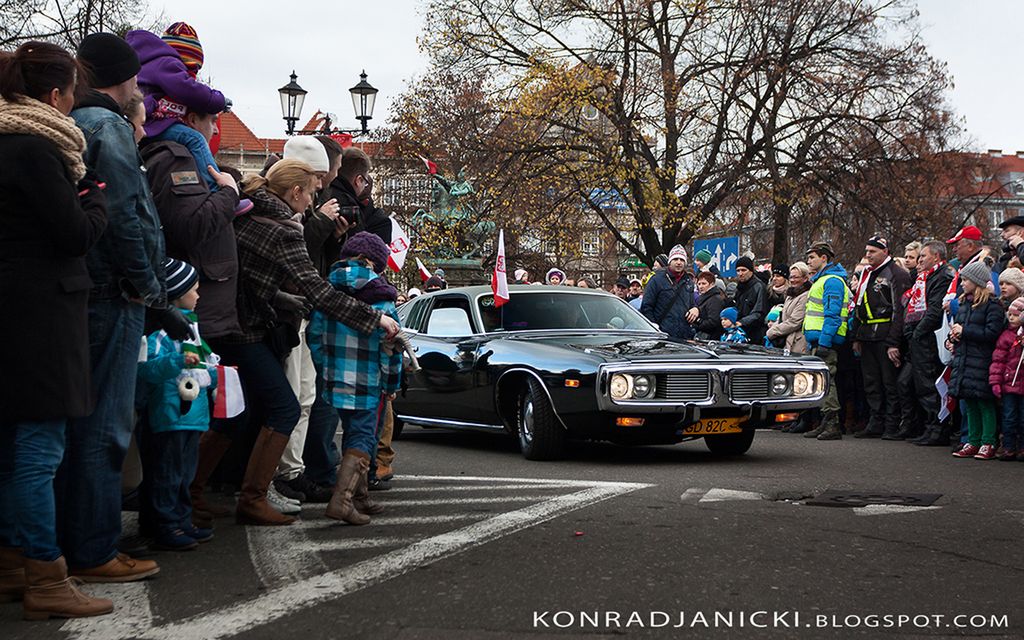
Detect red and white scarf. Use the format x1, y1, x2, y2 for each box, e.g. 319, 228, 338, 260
850, 256, 891, 313
904, 262, 942, 323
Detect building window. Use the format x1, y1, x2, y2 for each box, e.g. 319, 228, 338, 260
990, 209, 1006, 228
581, 233, 600, 256
381, 174, 433, 209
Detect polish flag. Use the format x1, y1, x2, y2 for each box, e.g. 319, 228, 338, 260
416, 257, 431, 282
936, 366, 955, 422
492, 229, 509, 307
213, 365, 245, 419
418, 155, 438, 175
387, 217, 410, 272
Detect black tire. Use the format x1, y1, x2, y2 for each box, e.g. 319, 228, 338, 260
517, 377, 567, 460
704, 430, 755, 456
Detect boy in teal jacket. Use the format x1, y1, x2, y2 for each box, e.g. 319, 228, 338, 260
137, 259, 218, 551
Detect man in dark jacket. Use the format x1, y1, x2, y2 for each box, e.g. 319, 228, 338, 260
906, 241, 956, 446
849, 235, 913, 438
733, 256, 768, 344
141, 108, 241, 339
63, 33, 163, 583
997, 215, 1024, 273
329, 146, 391, 247
641, 244, 696, 339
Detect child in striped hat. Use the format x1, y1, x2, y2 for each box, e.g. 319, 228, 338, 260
125, 25, 251, 213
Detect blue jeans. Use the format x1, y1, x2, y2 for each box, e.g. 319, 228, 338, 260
56, 299, 145, 569
1002, 393, 1024, 450
0, 420, 67, 561
210, 341, 299, 436
303, 359, 340, 485
156, 123, 220, 191
139, 429, 200, 535
338, 405, 384, 457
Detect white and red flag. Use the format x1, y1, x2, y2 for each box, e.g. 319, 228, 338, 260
418, 155, 438, 175
936, 366, 955, 422
416, 257, 431, 282
492, 229, 509, 307
387, 216, 410, 272
213, 365, 245, 419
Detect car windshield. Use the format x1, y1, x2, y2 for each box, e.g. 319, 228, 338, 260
477, 291, 656, 333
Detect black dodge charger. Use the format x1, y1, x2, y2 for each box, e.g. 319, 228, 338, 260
395, 285, 828, 460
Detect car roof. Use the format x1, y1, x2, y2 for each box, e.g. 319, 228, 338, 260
412, 285, 614, 299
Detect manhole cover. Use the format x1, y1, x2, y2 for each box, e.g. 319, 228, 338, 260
805, 490, 942, 508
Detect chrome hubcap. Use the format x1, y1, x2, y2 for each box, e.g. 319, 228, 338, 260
521, 398, 534, 445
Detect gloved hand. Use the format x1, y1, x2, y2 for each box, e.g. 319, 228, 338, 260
77, 170, 107, 212
154, 306, 195, 341
273, 291, 313, 318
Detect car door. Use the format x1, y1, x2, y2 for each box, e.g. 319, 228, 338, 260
397, 294, 490, 424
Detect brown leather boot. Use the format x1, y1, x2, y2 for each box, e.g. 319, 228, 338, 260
23, 556, 113, 620
0, 547, 24, 602
236, 428, 295, 526
326, 451, 371, 525
190, 430, 235, 526
353, 470, 385, 516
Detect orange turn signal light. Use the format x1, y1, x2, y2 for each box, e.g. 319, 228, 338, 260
775, 413, 799, 423
616, 417, 645, 427
565, 379, 580, 388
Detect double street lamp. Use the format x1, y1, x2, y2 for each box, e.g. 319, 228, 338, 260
278, 70, 378, 136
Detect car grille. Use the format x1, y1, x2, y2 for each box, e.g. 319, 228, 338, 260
729, 372, 770, 400
655, 372, 712, 401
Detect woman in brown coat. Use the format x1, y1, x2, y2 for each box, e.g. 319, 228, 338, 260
766, 262, 812, 354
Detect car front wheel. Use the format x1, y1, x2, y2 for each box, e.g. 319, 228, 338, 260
518, 378, 567, 461
704, 430, 755, 456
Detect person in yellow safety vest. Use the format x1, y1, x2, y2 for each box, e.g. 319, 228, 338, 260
802, 242, 850, 441
848, 235, 913, 440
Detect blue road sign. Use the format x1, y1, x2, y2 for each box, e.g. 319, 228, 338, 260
693, 236, 740, 277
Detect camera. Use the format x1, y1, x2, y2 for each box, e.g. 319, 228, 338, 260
339, 206, 360, 226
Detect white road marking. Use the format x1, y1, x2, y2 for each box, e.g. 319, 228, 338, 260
292, 538, 419, 552
400, 475, 639, 487
247, 523, 328, 589
852, 505, 943, 516
106, 480, 649, 640
380, 494, 555, 506
384, 483, 578, 492
699, 488, 764, 502
680, 488, 707, 503
61, 582, 152, 639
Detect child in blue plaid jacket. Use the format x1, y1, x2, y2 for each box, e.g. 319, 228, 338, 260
308, 232, 402, 525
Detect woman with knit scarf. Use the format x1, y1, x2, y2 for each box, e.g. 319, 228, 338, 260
0, 42, 111, 620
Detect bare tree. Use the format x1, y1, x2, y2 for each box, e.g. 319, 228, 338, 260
1, 0, 161, 49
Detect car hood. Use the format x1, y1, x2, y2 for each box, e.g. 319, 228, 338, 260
503, 331, 793, 363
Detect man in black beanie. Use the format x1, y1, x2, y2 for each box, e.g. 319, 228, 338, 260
733, 255, 768, 344
59, 33, 178, 583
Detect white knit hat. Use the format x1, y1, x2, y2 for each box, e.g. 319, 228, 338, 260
668, 244, 687, 263
1000, 267, 1024, 294
283, 136, 329, 172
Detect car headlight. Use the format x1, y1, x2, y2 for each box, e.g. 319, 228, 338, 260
610, 373, 634, 400
793, 372, 811, 396
633, 375, 655, 398
770, 373, 790, 396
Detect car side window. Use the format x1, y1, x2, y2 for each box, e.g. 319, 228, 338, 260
425, 297, 476, 336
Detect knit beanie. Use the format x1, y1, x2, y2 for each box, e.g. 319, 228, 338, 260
165, 258, 198, 302
766, 304, 783, 322
694, 249, 713, 264
162, 22, 204, 75
340, 231, 389, 274
720, 307, 739, 323
283, 136, 329, 172
772, 263, 790, 278
424, 276, 444, 291
77, 33, 141, 89
1010, 297, 1024, 316
736, 256, 755, 272
960, 261, 992, 288
668, 244, 687, 263
1000, 267, 1024, 294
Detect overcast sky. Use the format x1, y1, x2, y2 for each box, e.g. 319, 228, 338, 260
154, 0, 1022, 151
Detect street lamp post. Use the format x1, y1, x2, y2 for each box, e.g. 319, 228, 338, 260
279, 70, 378, 136
278, 70, 307, 136
349, 70, 378, 134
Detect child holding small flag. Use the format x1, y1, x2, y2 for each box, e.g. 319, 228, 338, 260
137, 258, 218, 550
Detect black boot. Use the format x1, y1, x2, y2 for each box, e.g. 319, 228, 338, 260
881, 423, 905, 440
788, 413, 813, 434
910, 425, 935, 445
920, 422, 952, 447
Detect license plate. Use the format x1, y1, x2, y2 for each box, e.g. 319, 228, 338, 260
682, 417, 744, 435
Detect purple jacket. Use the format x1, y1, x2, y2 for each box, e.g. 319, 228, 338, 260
125, 30, 226, 138
990, 327, 1024, 395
